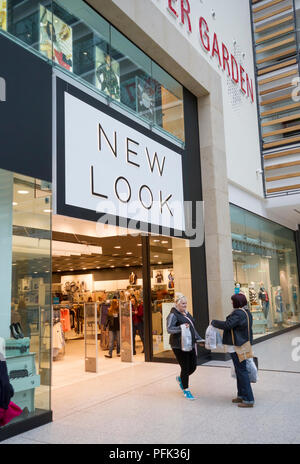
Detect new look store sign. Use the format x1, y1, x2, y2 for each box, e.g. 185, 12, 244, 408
64, 92, 185, 231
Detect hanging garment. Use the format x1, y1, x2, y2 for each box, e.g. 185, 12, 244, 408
53, 322, 64, 350
60, 308, 71, 332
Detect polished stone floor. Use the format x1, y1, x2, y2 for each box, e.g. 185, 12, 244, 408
2, 328, 300, 444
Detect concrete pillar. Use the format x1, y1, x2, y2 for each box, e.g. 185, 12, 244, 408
172, 238, 193, 314
198, 72, 234, 324
0, 169, 13, 338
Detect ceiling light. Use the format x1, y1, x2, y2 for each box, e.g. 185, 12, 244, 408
125, 264, 130, 267
110, 265, 115, 268
126, 252, 132, 255
96, 267, 100, 269
154, 255, 159, 258
153, 239, 160, 243
168, 248, 173, 251
137, 244, 142, 247
82, 268, 86, 270
43, 209, 52, 213
158, 262, 162, 265
161, 241, 168, 244
12, 202, 18, 206
114, 246, 121, 249
57, 270, 61, 272
17, 190, 29, 195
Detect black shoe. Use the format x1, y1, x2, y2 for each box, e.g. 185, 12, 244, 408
14, 323, 24, 339
105, 354, 112, 358
10, 324, 20, 340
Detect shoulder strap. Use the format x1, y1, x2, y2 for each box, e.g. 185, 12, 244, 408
231, 308, 250, 345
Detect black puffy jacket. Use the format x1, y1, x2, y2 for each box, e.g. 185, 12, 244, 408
166, 307, 202, 350
211, 306, 253, 347
0, 361, 14, 409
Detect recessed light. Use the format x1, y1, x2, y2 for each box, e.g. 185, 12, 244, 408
12, 202, 18, 206
96, 266, 100, 269
137, 243, 142, 247
154, 255, 159, 258
112, 254, 119, 256
126, 252, 133, 255
125, 264, 130, 267
153, 240, 160, 243
168, 248, 173, 251
43, 209, 52, 213
158, 262, 162, 265
161, 241, 168, 244
57, 270, 61, 272
70, 269, 74, 272
17, 190, 29, 195
114, 246, 121, 249
110, 265, 115, 268
82, 268, 86, 270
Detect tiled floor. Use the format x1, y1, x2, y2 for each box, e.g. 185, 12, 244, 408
1, 329, 300, 444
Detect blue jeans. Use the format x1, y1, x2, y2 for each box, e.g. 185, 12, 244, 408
108, 330, 120, 356
231, 352, 254, 404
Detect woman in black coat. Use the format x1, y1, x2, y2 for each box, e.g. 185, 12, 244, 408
211, 293, 255, 408
167, 293, 204, 401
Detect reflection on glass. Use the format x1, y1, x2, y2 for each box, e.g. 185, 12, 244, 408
1, 0, 185, 144
150, 236, 193, 360
0, 168, 52, 426
231, 204, 300, 338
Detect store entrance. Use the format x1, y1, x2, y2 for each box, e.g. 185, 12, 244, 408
51, 215, 145, 387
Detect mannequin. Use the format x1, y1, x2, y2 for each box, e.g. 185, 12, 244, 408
258, 283, 269, 319
168, 271, 174, 289
275, 286, 284, 322
234, 283, 240, 294
249, 283, 258, 306
156, 271, 163, 284
129, 272, 137, 285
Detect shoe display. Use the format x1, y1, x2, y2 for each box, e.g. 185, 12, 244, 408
232, 397, 243, 403
238, 402, 254, 408
14, 323, 24, 339
176, 376, 184, 392
183, 389, 195, 400
10, 324, 20, 340
105, 354, 112, 358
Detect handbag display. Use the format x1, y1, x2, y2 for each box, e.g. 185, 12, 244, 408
231, 308, 253, 362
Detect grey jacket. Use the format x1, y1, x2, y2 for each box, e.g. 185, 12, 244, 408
167, 307, 202, 350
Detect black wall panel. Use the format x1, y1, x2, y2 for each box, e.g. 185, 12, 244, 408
0, 34, 52, 181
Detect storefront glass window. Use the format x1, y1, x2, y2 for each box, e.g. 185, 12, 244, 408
0, 168, 52, 428
150, 236, 193, 360
231, 204, 300, 339
0, 0, 185, 145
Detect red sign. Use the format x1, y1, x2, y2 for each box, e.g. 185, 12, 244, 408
167, 0, 254, 103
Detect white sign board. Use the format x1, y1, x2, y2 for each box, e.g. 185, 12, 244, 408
64, 92, 185, 231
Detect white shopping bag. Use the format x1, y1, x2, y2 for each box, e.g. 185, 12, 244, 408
180, 324, 193, 352
205, 324, 222, 350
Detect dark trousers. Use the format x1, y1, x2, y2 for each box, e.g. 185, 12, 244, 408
133, 322, 144, 354
231, 352, 255, 404
173, 348, 197, 389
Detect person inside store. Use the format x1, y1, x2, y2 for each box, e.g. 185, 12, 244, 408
105, 298, 120, 358
211, 293, 255, 408
131, 295, 145, 355
166, 293, 205, 401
